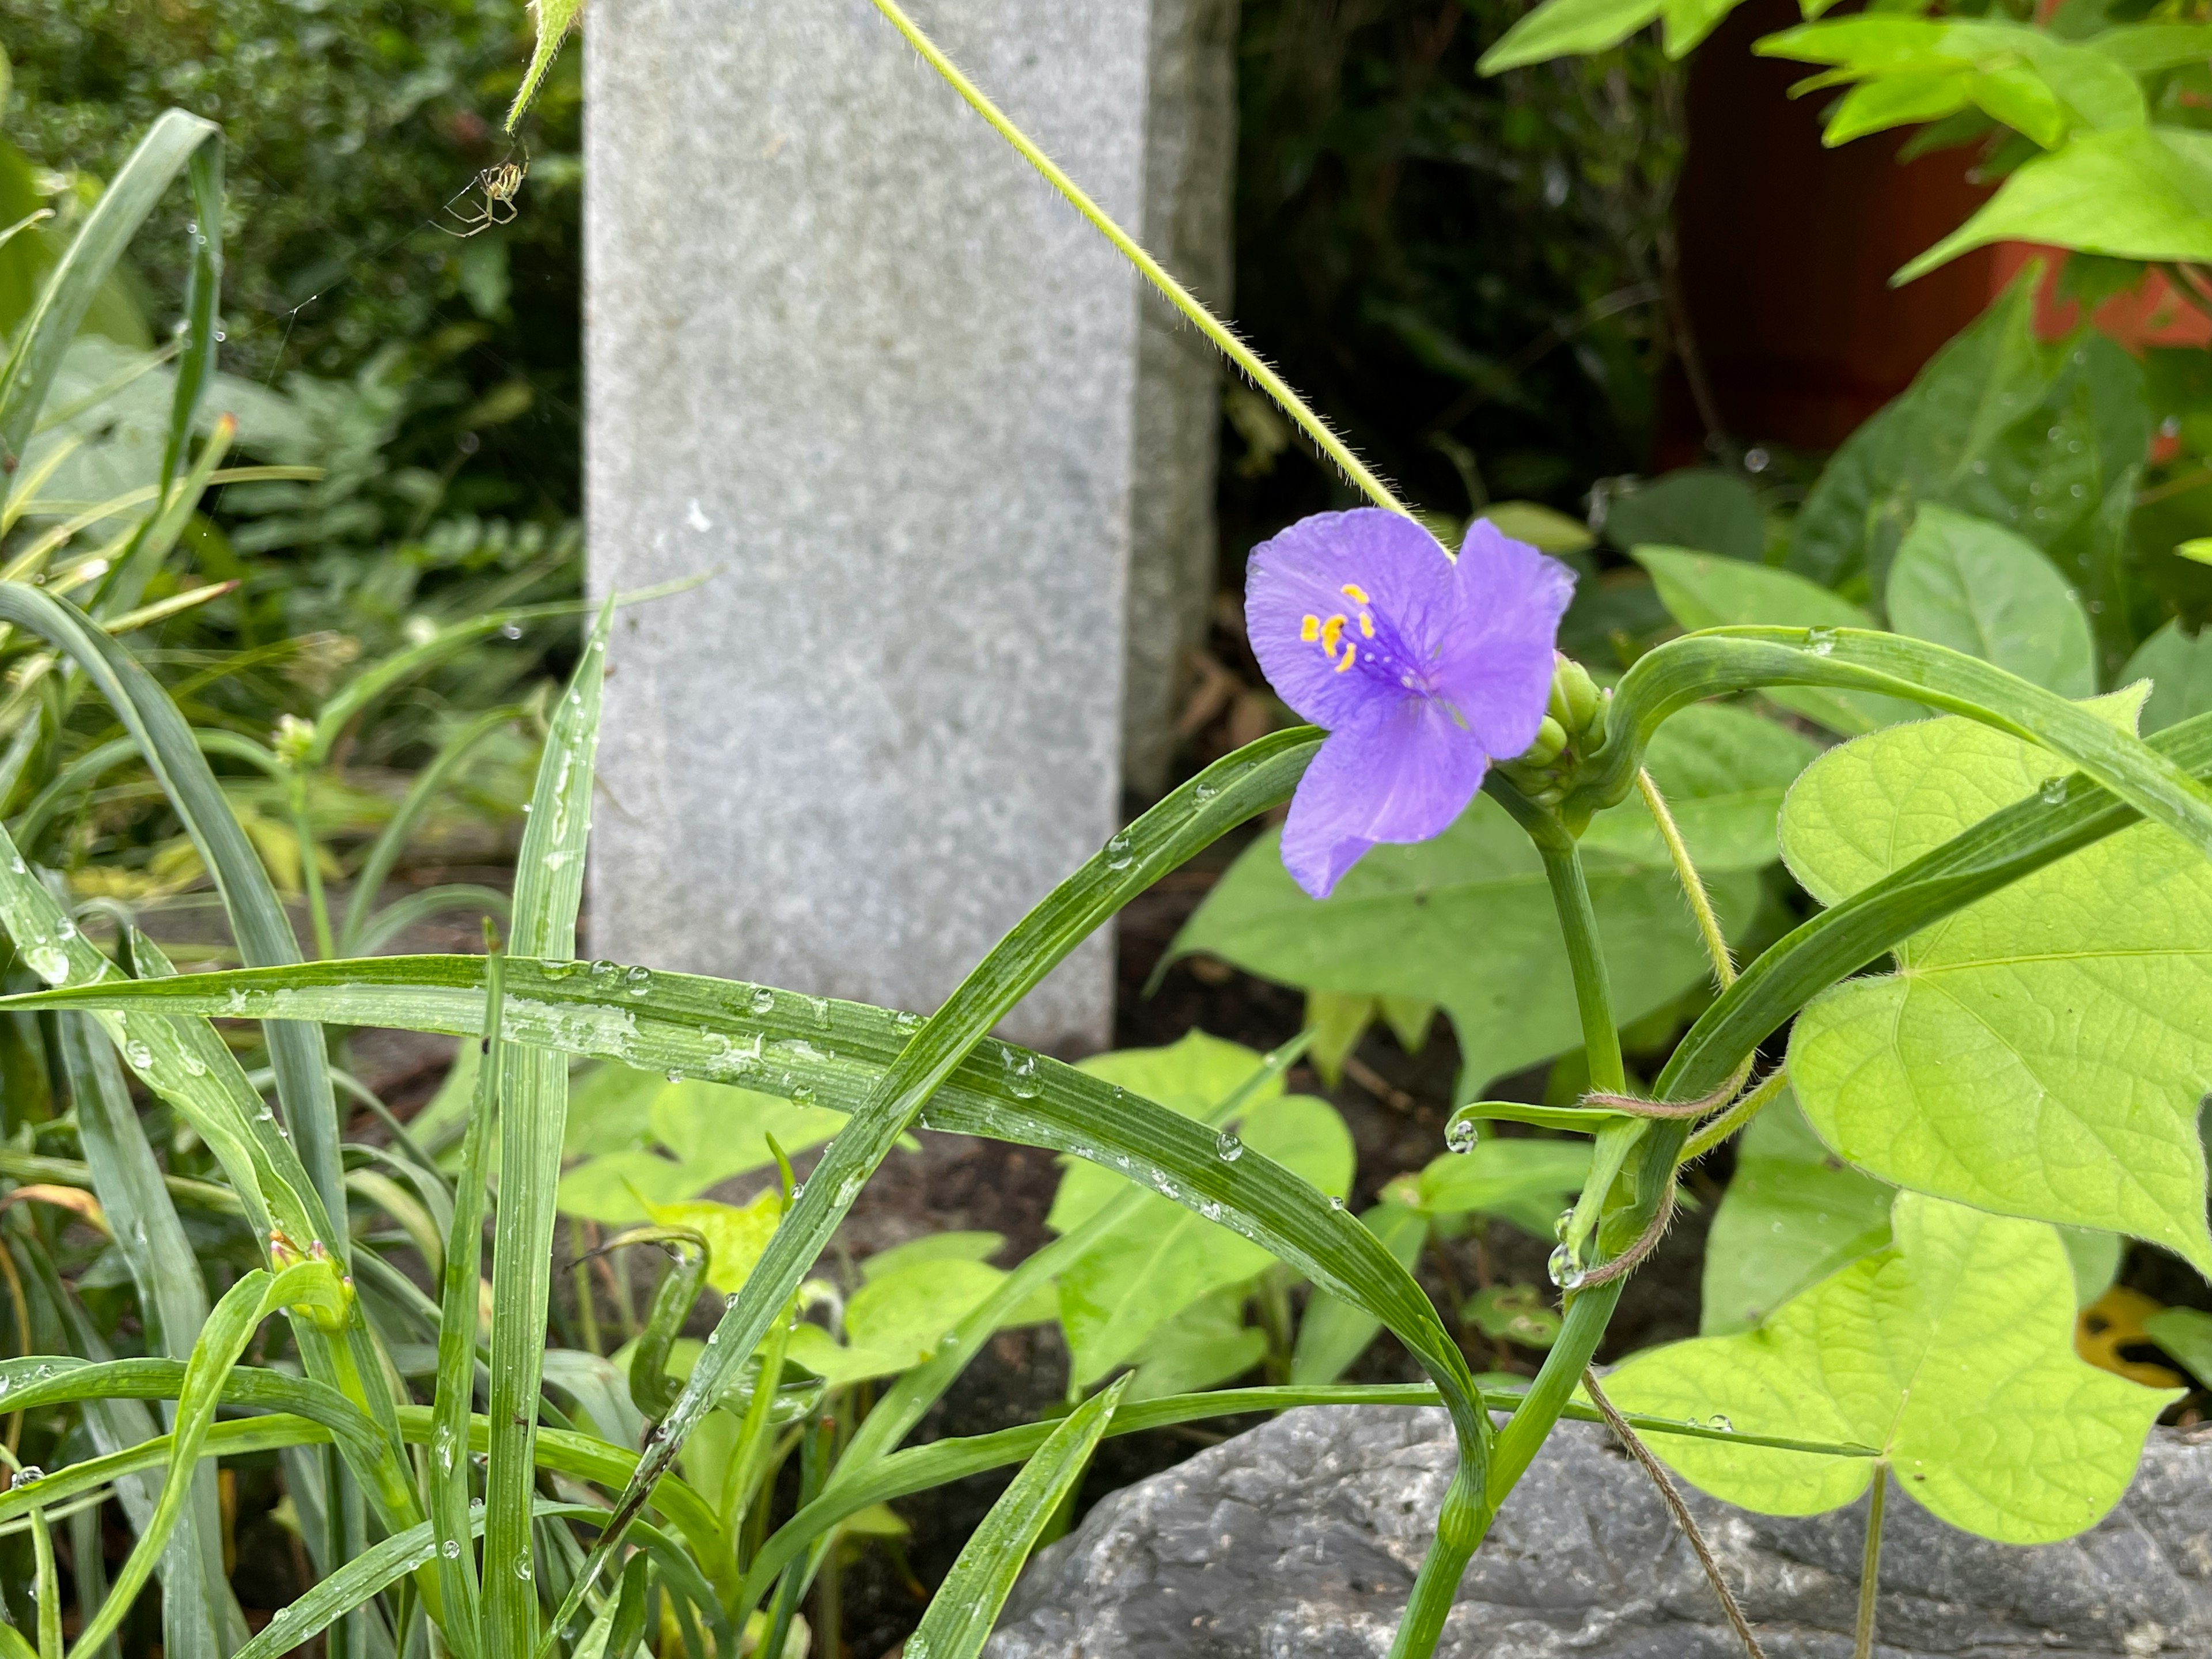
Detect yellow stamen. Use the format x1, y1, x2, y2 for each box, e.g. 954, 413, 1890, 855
1359, 612, 1374, 639
1300, 614, 1320, 642
1335, 642, 1358, 673
1319, 614, 1346, 658
1340, 582, 1370, 604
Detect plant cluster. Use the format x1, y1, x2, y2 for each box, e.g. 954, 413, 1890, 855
5, 3, 2212, 1659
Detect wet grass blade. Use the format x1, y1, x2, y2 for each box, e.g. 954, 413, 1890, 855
904, 1377, 1127, 1659
0, 110, 219, 468
0, 579, 343, 1230
483, 603, 609, 1659
426, 942, 508, 1659
54, 1013, 245, 1655
67, 1261, 349, 1656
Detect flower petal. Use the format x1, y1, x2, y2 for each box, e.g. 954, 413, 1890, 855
1246, 509, 1459, 729
1427, 520, 1577, 757
1280, 694, 1490, 899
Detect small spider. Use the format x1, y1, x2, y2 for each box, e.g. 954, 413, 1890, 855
441, 153, 528, 237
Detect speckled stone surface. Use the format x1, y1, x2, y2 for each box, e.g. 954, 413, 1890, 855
986, 1406, 2212, 1657
585, 0, 1225, 1047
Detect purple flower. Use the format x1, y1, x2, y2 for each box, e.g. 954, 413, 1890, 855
1245, 509, 1574, 899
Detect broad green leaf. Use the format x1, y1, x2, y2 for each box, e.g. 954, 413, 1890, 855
1603, 469, 1764, 562
1899, 127, 2212, 283
558, 1070, 844, 1222
1781, 696, 2212, 1270
1476, 500, 1593, 554
1699, 1087, 1892, 1335
1050, 1035, 1353, 1385
1885, 505, 2095, 696
1173, 794, 1759, 1099
2088, 22, 2212, 75
1291, 1201, 1428, 1385
1661, 0, 1747, 56
1607, 1193, 2175, 1542
1580, 700, 1819, 871
1386, 1137, 1591, 1236
2120, 618, 2212, 733
1787, 274, 2150, 627
1478, 0, 1664, 73
645, 1190, 783, 1297
905, 1378, 1127, 1659
1631, 546, 1917, 731
861, 1232, 1004, 1280
1123, 1288, 1268, 1402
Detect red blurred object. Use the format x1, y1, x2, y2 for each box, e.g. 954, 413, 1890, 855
1662, 0, 1999, 463
1988, 244, 2212, 350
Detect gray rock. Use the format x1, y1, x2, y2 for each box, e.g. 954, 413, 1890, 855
986, 1406, 2212, 1657
584, 0, 1229, 1047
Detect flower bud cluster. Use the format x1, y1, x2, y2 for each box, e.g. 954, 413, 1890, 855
1497, 653, 1610, 805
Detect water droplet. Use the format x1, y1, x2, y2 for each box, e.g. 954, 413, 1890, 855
835, 1176, 860, 1206
1199, 1199, 1223, 1221
1328, 1195, 1346, 1212
501, 622, 524, 641
791, 1082, 816, 1106
624, 965, 652, 996
180, 1052, 207, 1077
10, 1466, 41, 1488
1547, 1244, 1586, 1290
1003, 1048, 1041, 1099
805, 994, 830, 1025
666, 1070, 683, 1083
1804, 626, 1837, 657
1707, 1414, 1733, 1433
26, 945, 67, 984
1214, 1131, 1243, 1162
514, 1560, 532, 1581
53, 918, 75, 941
1103, 831, 1134, 872
2040, 775, 2068, 805
1193, 782, 1218, 803
442, 1539, 461, 1559
1553, 1207, 1575, 1241
1445, 1116, 1478, 1154
749, 987, 776, 1015
124, 1041, 154, 1070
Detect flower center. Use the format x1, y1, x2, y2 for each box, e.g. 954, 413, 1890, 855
1300, 582, 1435, 696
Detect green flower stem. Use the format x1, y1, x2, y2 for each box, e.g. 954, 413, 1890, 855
289, 771, 336, 961
862, 0, 1407, 518
1536, 843, 1626, 1095
1635, 767, 1733, 989
1854, 1464, 1888, 1659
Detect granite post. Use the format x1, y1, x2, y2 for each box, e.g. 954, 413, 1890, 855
585, 0, 1230, 1049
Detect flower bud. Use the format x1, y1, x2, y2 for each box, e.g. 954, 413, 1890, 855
1547, 654, 1603, 740
1519, 715, 1569, 768
271, 713, 315, 767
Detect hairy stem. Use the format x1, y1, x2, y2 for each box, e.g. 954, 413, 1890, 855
1679, 1067, 1789, 1164
1584, 1369, 1766, 1659
863, 0, 1407, 517
1855, 1465, 1888, 1659
1637, 767, 1733, 988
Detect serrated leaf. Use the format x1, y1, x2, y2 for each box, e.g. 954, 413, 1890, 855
1580, 700, 1820, 872
1781, 697, 2212, 1270
1631, 546, 1918, 731
1172, 794, 1759, 1099
1699, 1086, 1893, 1335
1607, 1192, 2175, 1543
1885, 504, 2095, 696
1048, 1032, 1352, 1386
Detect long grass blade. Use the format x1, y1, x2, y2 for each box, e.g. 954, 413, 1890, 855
906, 1377, 1127, 1659
426, 940, 508, 1659
54, 1013, 245, 1655
0, 110, 219, 468
0, 580, 344, 1230
483, 603, 610, 1658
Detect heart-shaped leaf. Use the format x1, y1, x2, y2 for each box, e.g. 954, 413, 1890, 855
1884, 503, 2095, 696
1781, 695, 2212, 1271
1608, 1192, 2175, 1543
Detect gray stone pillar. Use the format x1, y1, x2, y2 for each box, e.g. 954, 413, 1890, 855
586, 0, 1228, 1049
